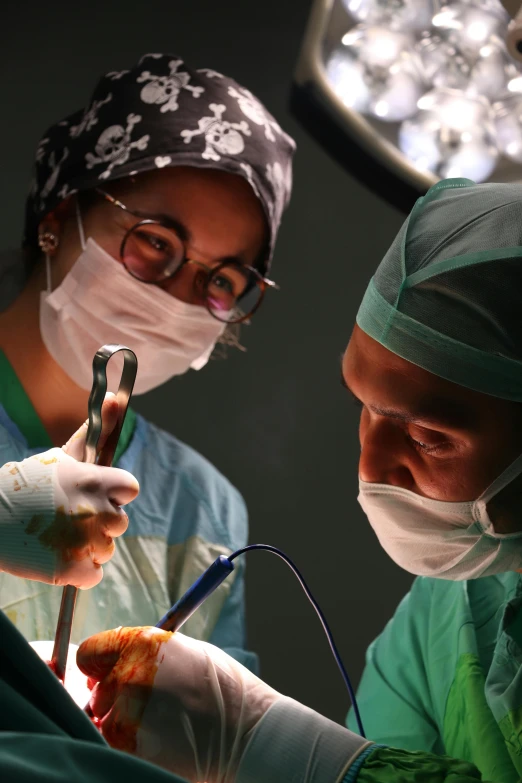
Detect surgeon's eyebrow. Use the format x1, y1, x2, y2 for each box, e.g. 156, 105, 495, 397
340, 372, 474, 429
125, 206, 192, 242
123, 207, 251, 266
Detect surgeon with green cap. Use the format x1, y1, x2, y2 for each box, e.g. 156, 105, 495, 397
2, 176, 521, 782
343, 175, 522, 781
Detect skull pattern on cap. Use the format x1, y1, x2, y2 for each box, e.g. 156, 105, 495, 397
24, 52, 296, 274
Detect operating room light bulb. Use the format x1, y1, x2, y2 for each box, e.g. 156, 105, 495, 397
432, 1, 507, 54
327, 25, 425, 122
326, 48, 370, 112
399, 88, 499, 181
342, 0, 434, 33
494, 94, 522, 162
325, 0, 522, 183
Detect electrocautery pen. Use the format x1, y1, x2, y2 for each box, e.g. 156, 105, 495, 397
84, 546, 366, 738
156, 555, 235, 633
84, 555, 234, 717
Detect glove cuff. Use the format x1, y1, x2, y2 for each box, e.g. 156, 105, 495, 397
237, 695, 373, 783
0, 452, 58, 581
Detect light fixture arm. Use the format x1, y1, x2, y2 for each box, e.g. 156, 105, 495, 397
506, 1, 522, 60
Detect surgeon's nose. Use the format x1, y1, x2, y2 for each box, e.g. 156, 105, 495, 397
358, 415, 414, 490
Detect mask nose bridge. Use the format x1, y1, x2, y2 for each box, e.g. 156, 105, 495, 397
75, 199, 87, 252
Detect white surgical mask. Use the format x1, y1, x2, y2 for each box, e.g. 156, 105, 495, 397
358, 452, 522, 580
39, 213, 225, 394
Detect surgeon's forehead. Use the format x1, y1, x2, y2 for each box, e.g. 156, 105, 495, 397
342, 326, 477, 429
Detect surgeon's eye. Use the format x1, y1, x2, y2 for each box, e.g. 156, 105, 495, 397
145, 234, 169, 253
406, 433, 429, 450
405, 429, 449, 455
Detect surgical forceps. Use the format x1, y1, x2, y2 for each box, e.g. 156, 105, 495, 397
50, 344, 137, 682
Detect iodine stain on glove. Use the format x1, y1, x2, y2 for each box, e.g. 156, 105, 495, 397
25, 506, 115, 564
77, 627, 173, 754
35, 455, 59, 465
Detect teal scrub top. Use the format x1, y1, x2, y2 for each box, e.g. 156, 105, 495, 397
348, 572, 522, 782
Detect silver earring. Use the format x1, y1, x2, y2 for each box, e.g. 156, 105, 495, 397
38, 231, 59, 254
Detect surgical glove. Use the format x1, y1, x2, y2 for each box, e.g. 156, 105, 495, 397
0, 395, 139, 588
77, 627, 371, 783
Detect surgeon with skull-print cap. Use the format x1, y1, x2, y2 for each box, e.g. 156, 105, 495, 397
0, 52, 295, 667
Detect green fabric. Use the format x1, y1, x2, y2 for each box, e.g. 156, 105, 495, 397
357, 279, 522, 402
443, 654, 517, 783
499, 707, 522, 778
114, 407, 136, 465
355, 746, 488, 782
356, 177, 522, 402
0, 349, 136, 463
347, 573, 522, 782
0, 350, 52, 449
342, 745, 380, 782
0, 608, 189, 782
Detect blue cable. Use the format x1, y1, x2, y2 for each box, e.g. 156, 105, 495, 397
229, 544, 365, 738
156, 543, 366, 738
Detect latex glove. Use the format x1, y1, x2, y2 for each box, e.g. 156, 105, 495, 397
0, 394, 139, 588
77, 628, 370, 783
77, 627, 279, 782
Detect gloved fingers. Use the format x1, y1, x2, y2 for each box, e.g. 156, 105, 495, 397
61, 421, 90, 462
62, 393, 119, 461
79, 627, 165, 721
55, 460, 138, 515
90, 524, 117, 566
77, 627, 129, 679
77, 626, 171, 680
83, 504, 129, 543
59, 557, 103, 590
97, 691, 144, 754
87, 678, 119, 719
95, 465, 139, 507
49, 505, 124, 570
79, 511, 124, 567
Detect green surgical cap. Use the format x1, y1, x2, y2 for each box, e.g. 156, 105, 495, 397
357, 178, 522, 402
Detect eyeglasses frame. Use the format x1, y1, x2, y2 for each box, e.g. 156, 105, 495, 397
93, 187, 278, 324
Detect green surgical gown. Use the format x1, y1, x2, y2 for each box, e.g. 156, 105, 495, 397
348, 572, 522, 782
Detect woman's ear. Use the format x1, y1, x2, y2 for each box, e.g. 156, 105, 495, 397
38, 196, 76, 254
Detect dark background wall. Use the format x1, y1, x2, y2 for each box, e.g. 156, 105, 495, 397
2, 0, 413, 724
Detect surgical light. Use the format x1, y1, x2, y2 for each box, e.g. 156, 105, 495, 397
291, 0, 522, 212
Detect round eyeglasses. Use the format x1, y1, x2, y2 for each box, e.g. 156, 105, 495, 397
94, 188, 277, 324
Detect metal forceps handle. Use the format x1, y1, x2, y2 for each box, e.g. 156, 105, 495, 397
50, 344, 137, 682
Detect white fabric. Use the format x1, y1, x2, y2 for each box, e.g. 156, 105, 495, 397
78, 628, 363, 783
29, 640, 91, 707
237, 697, 372, 783
39, 236, 225, 395
358, 451, 522, 580
0, 422, 137, 588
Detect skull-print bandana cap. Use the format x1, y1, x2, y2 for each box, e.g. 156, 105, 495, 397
24, 53, 296, 274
